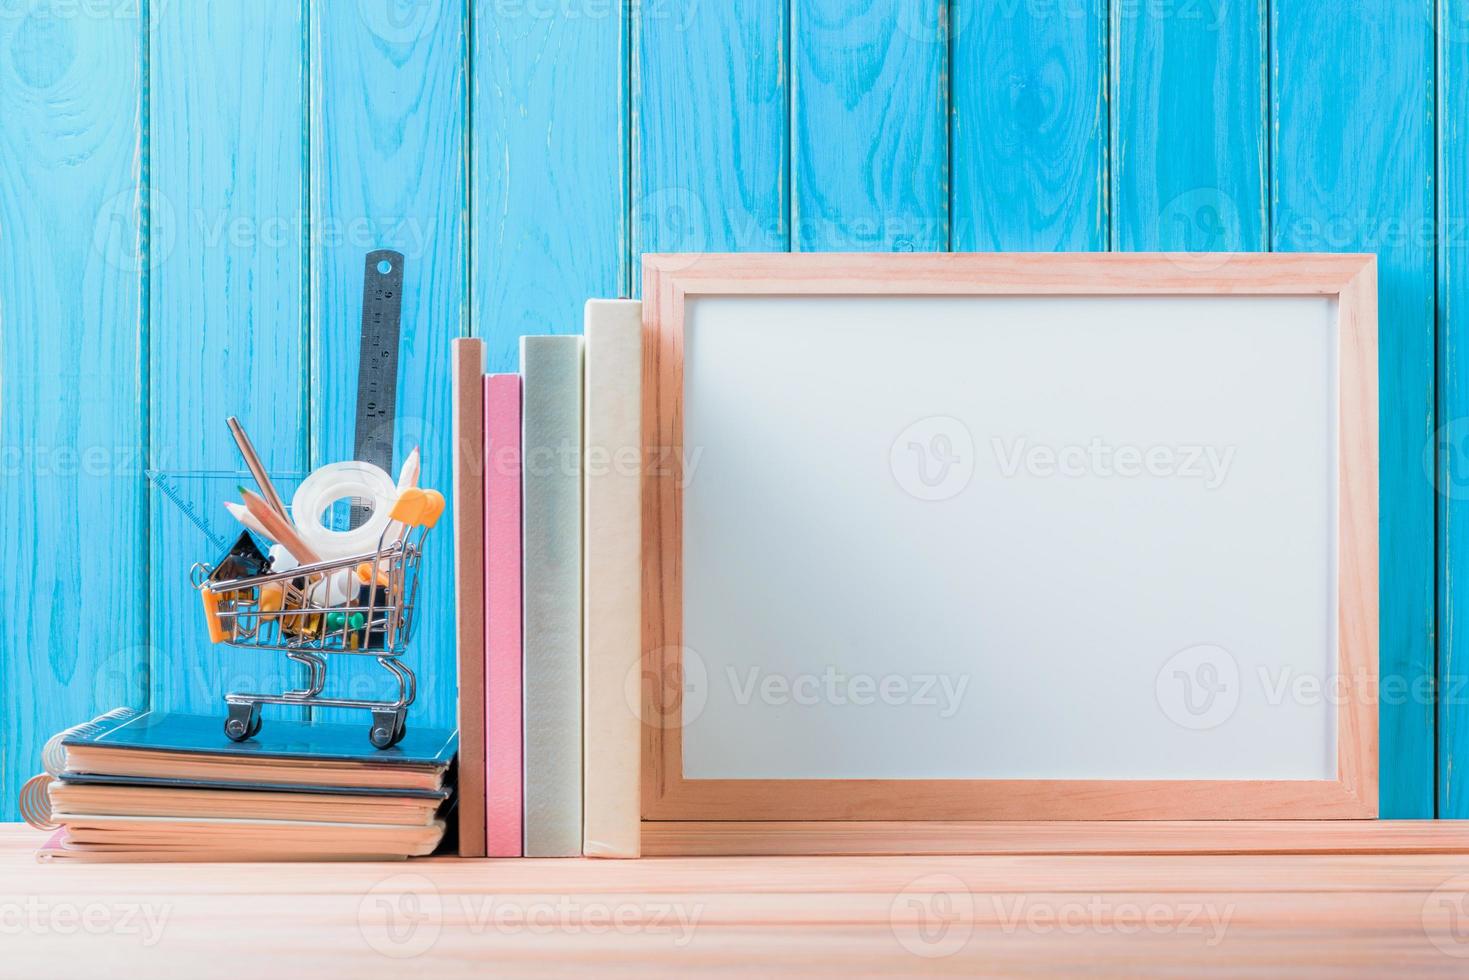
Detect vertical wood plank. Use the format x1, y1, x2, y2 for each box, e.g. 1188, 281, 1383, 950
791, 0, 947, 251
472, 0, 627, 373
311, 0, 466, 727
633, 0, 788, 284
147, 0, 307, 719
1110, 0, 1266, 251
1274, 0, 1435, 817
1440, 0, 1469, 818
0, 1, 145, 818
951, 0, 1107, 250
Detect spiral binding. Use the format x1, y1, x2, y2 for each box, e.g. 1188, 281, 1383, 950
20, 707, 140, 831
19, 774, 56, 830
39, 706, 138, 776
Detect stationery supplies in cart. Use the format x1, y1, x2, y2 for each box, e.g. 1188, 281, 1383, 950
198, 430, 446, 749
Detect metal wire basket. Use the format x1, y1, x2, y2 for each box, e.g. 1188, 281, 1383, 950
193, 488, 445, 748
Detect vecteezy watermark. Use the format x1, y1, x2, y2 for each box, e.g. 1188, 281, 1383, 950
890, 874, 975, 959
457, 895, 702, 945
626, 645, 710, 729
890, 416, 975, 501
991, 895, 1235, 946
1158, 651, 1438, 731
1155, 643, 1241, 730
723, 666, 970, 719
1428, 418, 1469, 500
1157, 186, 1246, 272
991, 437, 1236, 489
891, 420, 1237, 500
358, 874, 444, 959
0, 898, 170, 946
1423, 876, 1469, 958
356, 0, 441, 44
357, 874, 703, 958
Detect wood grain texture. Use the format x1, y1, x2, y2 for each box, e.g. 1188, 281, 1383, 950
641, 252, 1377, 823
147, 0, 307, 721
8, 823, 1469, 975
791, 0, 947, 251
951, 0, 1107, 250
631, 0, 788, 291
1110, 0, 1267, 251
472, 0, 627, 373
1272, 0, 1436, 818
642, 819, 1469, 856
1440, 0, 1469, 819
309, 0, 466, 728
0, 4, 146, 819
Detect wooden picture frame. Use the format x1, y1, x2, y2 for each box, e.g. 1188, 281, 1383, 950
641, 253, 1378, 848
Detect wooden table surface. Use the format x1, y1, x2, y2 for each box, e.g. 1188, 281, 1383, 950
7, 823, 1469, 977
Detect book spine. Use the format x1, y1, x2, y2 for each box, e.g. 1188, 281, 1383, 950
485, 373, 523, 857
521, 335, 584, 856
582, 300, 643, 858
451, 338, 488, 857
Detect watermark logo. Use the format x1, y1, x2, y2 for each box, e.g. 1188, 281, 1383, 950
0, 898, 170, 946
1155, 643, 1239, 730
891, 416, 974, 501
1157, 187, 1244, 273
890, 874, 974, 959
992, 895, 1233, 945
357, 0, 439, 44
634, 186, 709, 272
91, 187, 176, 274
1427, 418, 1469, 500
459, 895, 702, 944
357, 873, 443, 959
626, 645, 708, 729
1432, 2, 1469, 45
895, 1, 967, 45
723, 665, 970, 718
992, 436, 1235, 488
1423, 876, 1469, 958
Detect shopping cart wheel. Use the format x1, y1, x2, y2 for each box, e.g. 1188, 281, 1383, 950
225, 702, 262, 742
369, 710, 400, 749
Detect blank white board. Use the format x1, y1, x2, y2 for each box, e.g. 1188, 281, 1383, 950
680, 294, 1339, 781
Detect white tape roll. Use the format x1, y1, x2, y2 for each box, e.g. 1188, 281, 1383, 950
291, 461, 398, 560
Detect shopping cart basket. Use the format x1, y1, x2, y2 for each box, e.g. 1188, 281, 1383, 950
194, 487, 445, 748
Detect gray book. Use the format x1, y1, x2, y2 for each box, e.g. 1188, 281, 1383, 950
520, 335, 584, 856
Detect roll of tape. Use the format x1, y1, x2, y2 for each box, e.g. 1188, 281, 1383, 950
291, 461, 398, 560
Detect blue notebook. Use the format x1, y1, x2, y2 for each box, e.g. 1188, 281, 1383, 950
62, 710, 457, 766
57, 710, 457, 794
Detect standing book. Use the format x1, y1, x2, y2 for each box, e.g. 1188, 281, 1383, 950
582, 300, 642, 857
521, 335, 584, 856
451, 338, 487, 857
485, 373, 523, 856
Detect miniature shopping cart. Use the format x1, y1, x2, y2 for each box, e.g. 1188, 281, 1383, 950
193, 488, 445, 749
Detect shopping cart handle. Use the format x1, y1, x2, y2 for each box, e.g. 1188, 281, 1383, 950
390, 487, 446, 529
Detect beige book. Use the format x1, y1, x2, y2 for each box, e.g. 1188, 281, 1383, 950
49, 782, 442, 826
582, 300, 642, 857
53, 814, 445, 859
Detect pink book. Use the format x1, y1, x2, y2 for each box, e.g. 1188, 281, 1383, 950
485, 373, 523, 856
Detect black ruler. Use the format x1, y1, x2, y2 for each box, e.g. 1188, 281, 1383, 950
351, 249, 405, 527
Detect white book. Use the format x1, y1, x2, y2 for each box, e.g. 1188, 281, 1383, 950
582, 300, 642, 858
521, 335, 584, 856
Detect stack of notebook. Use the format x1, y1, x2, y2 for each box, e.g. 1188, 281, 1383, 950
28, 709, 456, 862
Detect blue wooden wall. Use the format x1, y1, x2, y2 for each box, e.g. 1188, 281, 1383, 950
0, 0, 1453, 819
